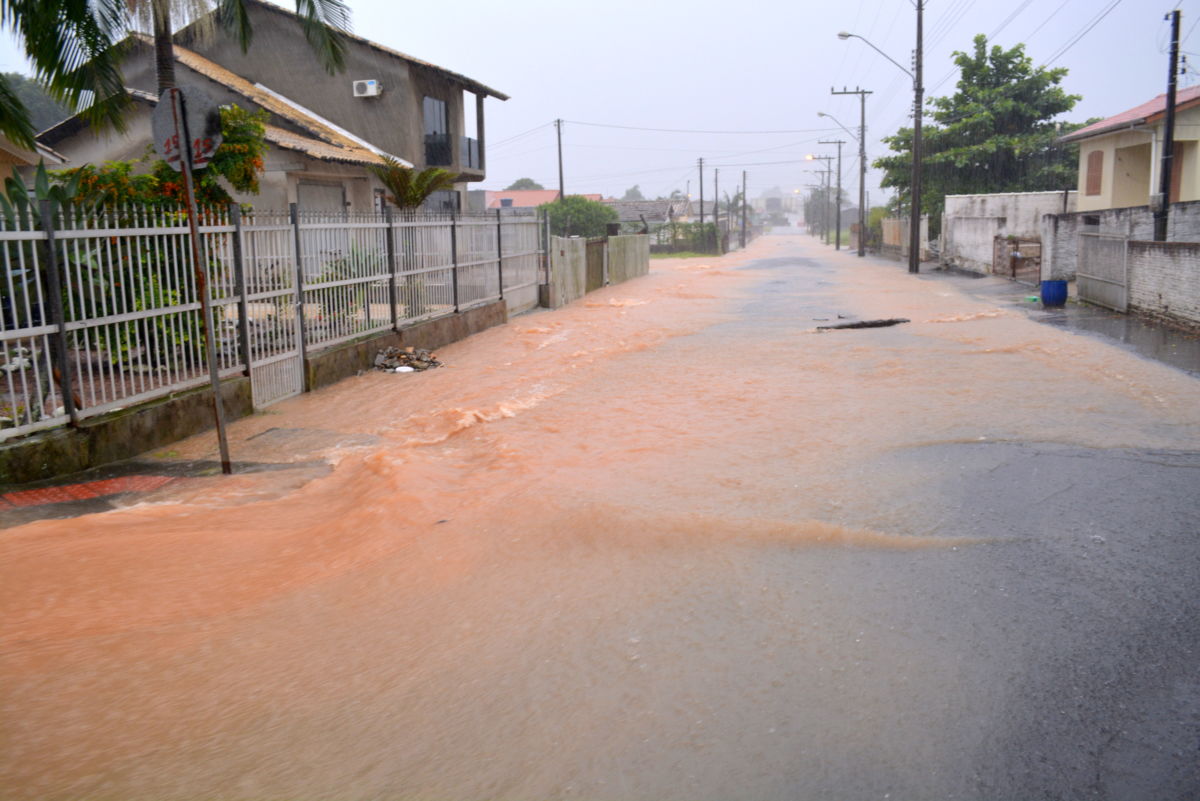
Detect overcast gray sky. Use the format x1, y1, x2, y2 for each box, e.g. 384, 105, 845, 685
3, 0, 1197, 204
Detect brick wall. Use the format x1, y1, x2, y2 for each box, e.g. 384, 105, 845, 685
943, 191, 1075, 275
1040, 200, 1200, 280
1127, 241, 1200, 327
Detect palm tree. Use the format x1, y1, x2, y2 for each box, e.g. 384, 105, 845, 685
0, 0, 349, 147
370, 157, 461, 211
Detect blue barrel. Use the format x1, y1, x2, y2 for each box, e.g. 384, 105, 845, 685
1041, 279, 1068, 308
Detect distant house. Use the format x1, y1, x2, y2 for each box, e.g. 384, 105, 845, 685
37, 0, 507, 212
487, 189, 561, 209
601, 198, 688, 224
1060, 85, 1200, 212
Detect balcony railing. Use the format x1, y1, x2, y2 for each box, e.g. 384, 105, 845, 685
460, 136, 481, 171
424, 133, 451, 167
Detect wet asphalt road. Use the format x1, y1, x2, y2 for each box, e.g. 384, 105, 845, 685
2, 240, 1198, 801
729, 251, 1200, 799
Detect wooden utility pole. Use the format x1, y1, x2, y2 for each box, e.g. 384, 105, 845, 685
1155, 9, 1182, 241
555, 119, 564, 201
741, 170, 748, 249
832, 86, 872, 257
698, 158, 705, 227
819, 139, 845, 250
714, 168, 720, 253
909, 0, 924, 273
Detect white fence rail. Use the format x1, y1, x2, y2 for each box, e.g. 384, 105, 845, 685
1, 204, 545, 441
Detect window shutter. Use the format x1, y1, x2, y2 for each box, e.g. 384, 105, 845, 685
1085, 151, 1103, 196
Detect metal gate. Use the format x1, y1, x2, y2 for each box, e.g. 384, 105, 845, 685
237, 211, 305, 407
1077, 232, 1128, 312
992, 236, 1042, 284
585, 237, 606, 292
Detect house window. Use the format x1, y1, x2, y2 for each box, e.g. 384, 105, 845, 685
1085, 151, 1103, 196
423, 96, 450, 166
500, 198, 513, 208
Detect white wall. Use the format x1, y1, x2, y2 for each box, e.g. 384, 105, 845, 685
942, 191, 1077, 274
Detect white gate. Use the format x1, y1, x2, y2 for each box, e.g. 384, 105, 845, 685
237, 211, 305, 407
1077, 232, 1129, 312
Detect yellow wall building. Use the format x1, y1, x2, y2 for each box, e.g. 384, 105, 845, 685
1061, 85, 1200, 213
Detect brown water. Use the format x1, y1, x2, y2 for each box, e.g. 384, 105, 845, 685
3, 234, 1199, 800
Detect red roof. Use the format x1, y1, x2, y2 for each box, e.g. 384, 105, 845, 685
1062, 84, 1200, 143
486, 190, 561, 208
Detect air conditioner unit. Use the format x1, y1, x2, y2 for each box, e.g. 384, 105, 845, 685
353, 79, 382, 98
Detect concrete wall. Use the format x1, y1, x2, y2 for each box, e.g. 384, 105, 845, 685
1039, 200, 1200, 280
0, 377, 254, 485
942, 191, 1077, 274
881, 215, 930, 261
606, 235, 650, 284
1127, 241, 1200, 327
546, 236, 587, 309
177, 2, 480, 179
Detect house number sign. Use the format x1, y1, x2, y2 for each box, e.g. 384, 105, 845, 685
152, 86, 223, 171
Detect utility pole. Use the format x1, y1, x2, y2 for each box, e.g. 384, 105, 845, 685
741, 170, 748, 249
1155, 9, 1182, 242
819, 139, 846, 250
699, 157, 705, 228
806, 154, 835, 244
714, 168, 720, 253
909, 0, 924, 273
555, 119, 565, 201
832, 86, 872, 257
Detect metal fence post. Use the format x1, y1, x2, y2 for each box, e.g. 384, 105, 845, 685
229, 205, 252, 376
450, 210, 460, 313
496, 207, 504, 300
289, 203, 310, 369
37, 200, 77, 425
384, 206, 398, 330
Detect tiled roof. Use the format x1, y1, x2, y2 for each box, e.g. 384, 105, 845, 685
487, 189, 561, 208
236, 0, 509, 101
40, 85, 387, 168
1060, 85, 1200, 143
602, 199, 685, 223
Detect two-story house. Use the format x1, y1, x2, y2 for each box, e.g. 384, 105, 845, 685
37, 0, 507, 212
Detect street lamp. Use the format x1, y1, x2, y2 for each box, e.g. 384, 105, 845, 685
819, 110, 866, 257
838, 8, 923, 274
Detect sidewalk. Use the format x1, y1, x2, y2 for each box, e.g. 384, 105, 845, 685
851, 246, 1200, 376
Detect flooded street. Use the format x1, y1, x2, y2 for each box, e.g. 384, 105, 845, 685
3, 233, 1200, 800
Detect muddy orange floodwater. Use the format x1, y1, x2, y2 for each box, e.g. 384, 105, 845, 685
2, 234, 1198, 800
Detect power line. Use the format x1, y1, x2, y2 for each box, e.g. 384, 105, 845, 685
1040, 0, 1126, 67
563, 120, 834, 135
488, 121, 553, 149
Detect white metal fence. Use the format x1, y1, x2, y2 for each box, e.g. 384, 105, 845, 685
1, 203, 545, 441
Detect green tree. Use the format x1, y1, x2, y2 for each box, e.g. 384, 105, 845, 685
873, 34, 1082, 233
2, 72, 73, 132
539, 195, 617, 237
370, 157, 460, 210
504, 177, 543, 190
622, 184, 644, 200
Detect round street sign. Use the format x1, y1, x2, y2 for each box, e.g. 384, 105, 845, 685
152, 86, 223, 171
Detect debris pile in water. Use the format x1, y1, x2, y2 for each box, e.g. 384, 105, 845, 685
374, 346, 442, 373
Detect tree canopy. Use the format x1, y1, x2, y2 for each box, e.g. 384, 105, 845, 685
622, 185, 644, 200
504, 177, 544, 191
873, 34, 1082, 229
539, 195, 617, 238
2, 72, 73, 132
370, 158, 460, 210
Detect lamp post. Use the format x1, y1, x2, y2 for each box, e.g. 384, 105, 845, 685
822, 92, 871, 257
818, 138, 845, 250
839, 4, 923, 273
